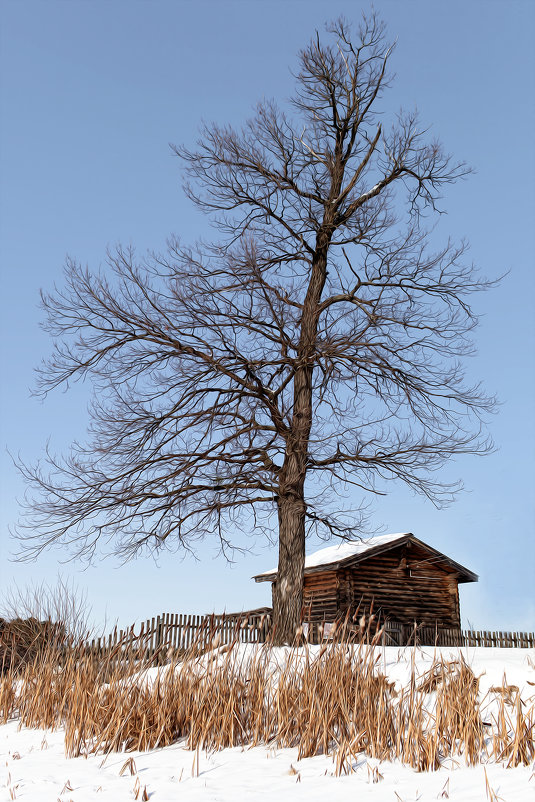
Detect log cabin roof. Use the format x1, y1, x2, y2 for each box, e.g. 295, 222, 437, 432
253, 532, 478, 584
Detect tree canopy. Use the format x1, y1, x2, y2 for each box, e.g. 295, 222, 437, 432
16, 14, 495, 642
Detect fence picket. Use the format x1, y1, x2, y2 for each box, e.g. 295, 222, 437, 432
185, 615, 191, 649
177, 614, 182, 651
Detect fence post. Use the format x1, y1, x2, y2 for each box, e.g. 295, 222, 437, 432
155, 615, 164, 663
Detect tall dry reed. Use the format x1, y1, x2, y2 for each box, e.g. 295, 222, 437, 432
1, 622, 533, 773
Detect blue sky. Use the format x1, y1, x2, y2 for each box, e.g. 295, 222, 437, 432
1, 0, 534, 633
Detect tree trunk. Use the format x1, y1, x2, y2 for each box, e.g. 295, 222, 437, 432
272, 492, 306, 644
271, 230, 334, 644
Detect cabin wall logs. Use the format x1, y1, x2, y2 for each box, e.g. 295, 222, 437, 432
301, 544, 461, 628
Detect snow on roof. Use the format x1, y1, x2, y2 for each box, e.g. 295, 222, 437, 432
255, 532, 411, 579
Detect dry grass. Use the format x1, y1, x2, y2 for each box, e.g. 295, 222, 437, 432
1, 621, 533, 774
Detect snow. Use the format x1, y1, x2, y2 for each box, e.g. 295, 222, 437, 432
256, 532, 411, 577
1, 646, 534, 801
138, 643, 534, 697
2, 725, 533, 801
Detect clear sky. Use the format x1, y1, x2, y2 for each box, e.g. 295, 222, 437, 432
1, 0, 534, 633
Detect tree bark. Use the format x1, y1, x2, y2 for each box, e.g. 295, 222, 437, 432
272, 492, 306, 643
272, 232, 332, 644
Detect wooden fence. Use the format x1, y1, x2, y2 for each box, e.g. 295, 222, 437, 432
88, 610, 534, 656
379, 623, 533, 649
460, 629, 534, 648
302, 621, 534, 648
88, 608, 271, 659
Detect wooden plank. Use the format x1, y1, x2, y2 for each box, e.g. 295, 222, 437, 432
175, 613, 181, 650
164, 614, 170, 651
182, 615, 188, 650
170, 614, 175, 650
193, 615, 199, 649
186, 614, 193, 649
155, 615, 161, 653
162, 613, 169, 650
175, 614, 182, 649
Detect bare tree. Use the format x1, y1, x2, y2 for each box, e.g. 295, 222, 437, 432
15, 15, 495, 643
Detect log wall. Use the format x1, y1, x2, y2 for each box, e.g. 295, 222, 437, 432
302, 571, 338, 622
302, 543, 462, 628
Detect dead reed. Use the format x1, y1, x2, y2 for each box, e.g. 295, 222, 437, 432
1, 621, 533, 773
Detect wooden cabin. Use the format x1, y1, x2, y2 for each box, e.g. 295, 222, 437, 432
253, 532, 477, 630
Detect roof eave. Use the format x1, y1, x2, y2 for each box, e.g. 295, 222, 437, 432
253, 532, 478, 584
253, 572, 277, 583
253, 533, 413, 583
408, 535, 478, 583
330, 532, 413, 573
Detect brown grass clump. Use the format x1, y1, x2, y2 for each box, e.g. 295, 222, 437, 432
490, 685, 535, 767
0, 677, 16, 724
0, 618, 66, 675
422, 656, 485, 768
1, 620, 533, 773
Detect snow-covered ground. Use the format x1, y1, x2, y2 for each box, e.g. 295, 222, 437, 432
1, 646, 534, 801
